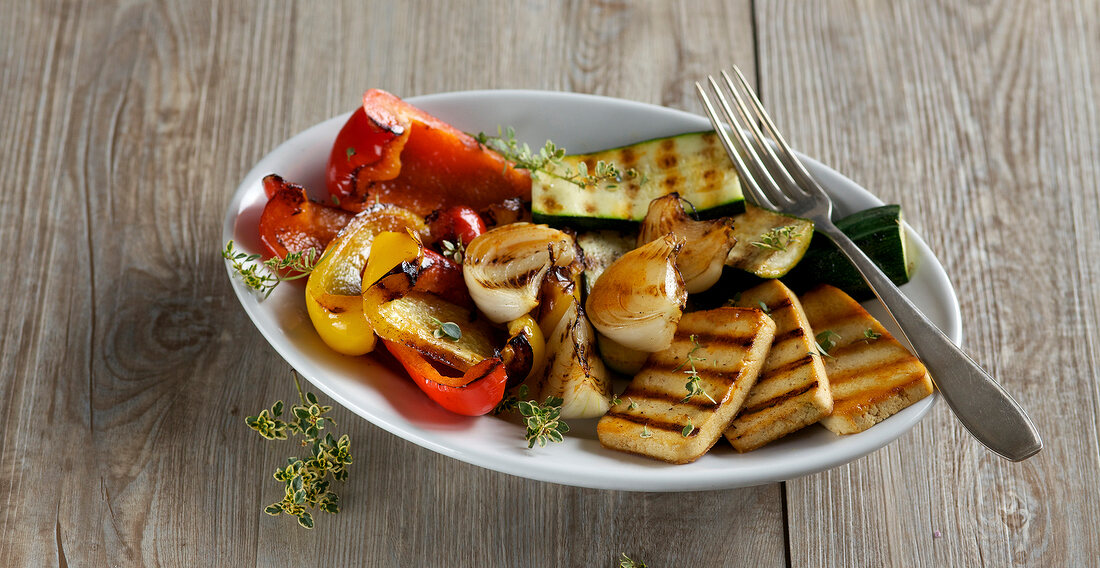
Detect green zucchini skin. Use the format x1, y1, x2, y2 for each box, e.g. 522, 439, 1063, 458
531, 131, 744, 227
783, 205, 911, 300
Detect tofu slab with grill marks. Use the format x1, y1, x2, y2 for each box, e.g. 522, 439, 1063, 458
725, 280, 832, 452
596, 307, 775, 464
799, 285, 934, 435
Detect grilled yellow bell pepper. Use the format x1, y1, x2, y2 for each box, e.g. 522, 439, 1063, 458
305, 205, 426, 355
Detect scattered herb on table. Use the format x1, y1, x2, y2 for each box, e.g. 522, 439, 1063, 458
619, 552, 649, 567
245, 371, 353, 529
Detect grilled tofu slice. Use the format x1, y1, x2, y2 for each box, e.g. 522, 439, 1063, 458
799, 284, 933, 434
725, 280, 832, 452
597, 307, 775, 464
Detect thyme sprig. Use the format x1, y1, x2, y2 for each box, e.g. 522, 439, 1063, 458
440, 239, 465, 264
245, 371, 353, 529
517, 396, 570, 448
475, 127, 645, 190
475, 126, 565, 172
751, 224, 804, 252
619, 553, 649, 568
493, 387, 570, 448
223, 240, 327, 298
676, 334, 716, 404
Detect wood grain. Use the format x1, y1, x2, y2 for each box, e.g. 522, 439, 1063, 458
3, 0, 1096, 566
757, 0, 1100, 566
0, 1, 787, 567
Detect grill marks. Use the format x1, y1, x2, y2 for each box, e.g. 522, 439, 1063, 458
725, 281, 833, 452
597, 307, 776, 464
800, 285, 933, 435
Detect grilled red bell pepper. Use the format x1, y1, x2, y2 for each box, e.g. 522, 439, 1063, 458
383, 341, 507, 416
326, 89, 532, 216
258, 174, 353, 260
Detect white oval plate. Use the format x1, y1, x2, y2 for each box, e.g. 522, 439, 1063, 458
223, 90, 961, 492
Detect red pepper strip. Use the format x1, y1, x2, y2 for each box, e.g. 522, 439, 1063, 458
384, 341, 507, 416
427, 205, 487, 247
258, 174, 353, 261
326, 89, 531, 216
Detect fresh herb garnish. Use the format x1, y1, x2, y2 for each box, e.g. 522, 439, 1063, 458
757, 300, 771, 314
345, 146, 356, 161
517, 396, 570, 448
440, 239, 465, 264
619, 553, 648, 568
475, 126, 564, 171
813, 330, 841, 359
564, 159, 646, 190
751, 224, 804, 252
639, 425, 653, 439
475, 127, 645, 190
245, 371, 352, 529
863, 328, 882, 341
677, 334, 716, 404
429, 317, 462, 341
223, 240, 327, 298
493, 385, 529, 415
682, 418, 696, 437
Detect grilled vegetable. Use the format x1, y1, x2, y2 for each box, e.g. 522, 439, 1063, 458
259, 174, 354, 260
595, 333, 649, 376
725, 204, 814, 278
363, 272, 500, 372
597, 307, 776, 464
538, 300, 613, 419
585, 234, 687, 353
384, 341, 508, 416
638, 194, 736, 293
576, 230, 636, 295
305, 207, 427, 356
724, 280, 832, 452
532, 131, 744, 229
462, 223, 578, 324
784, 205, 910, 300
327, 89, 531, 216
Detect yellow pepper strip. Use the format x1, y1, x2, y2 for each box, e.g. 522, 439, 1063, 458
305, 205, 426, 356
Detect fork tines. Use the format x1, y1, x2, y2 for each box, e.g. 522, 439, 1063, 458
695, 67, 823, 215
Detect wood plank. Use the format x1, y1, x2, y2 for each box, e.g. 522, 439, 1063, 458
757, 0, 1100, 565
0, 1, 785, 566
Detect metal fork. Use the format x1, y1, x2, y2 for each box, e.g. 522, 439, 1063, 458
696, 67, 1042, 461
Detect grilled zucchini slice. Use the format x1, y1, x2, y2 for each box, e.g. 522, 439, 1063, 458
532, 131, 744, 229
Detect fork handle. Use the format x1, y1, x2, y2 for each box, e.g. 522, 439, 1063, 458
816, 221, 1042, 461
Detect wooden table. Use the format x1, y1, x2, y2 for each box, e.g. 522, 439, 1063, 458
3, 1, 1096, 565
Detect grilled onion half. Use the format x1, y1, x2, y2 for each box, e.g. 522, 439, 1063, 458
637, 194, 736, 294
585, 234, 687, 352
462, 223, 577, 324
